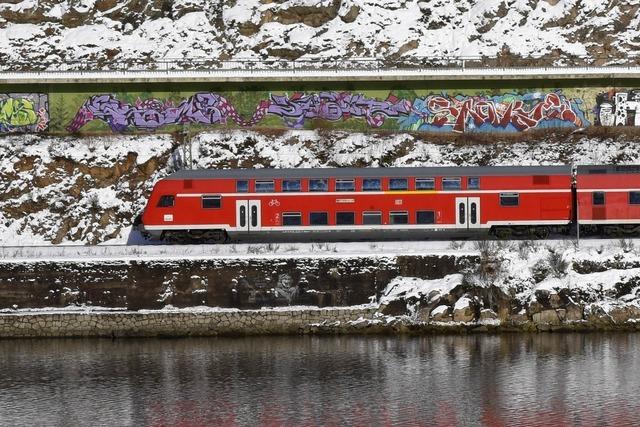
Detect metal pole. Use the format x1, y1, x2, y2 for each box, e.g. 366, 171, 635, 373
576, 197, 580, 247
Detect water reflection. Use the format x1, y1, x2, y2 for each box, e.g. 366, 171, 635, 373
0, 334, 638, 426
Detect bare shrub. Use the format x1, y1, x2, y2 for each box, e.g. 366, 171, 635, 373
312, 242, 336, 252
246, 245, 262, 254
517, 240, 539, 259
472, 239, 503, 284
546, 250, 568, 278
448, 240, 466, 250
618, 239, 635, 254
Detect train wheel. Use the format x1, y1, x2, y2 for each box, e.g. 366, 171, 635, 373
494, 227, 512, 239
206, 229, 227, 244
534, 226, 550, 239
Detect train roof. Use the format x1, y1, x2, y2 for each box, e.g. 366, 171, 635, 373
576, 165, 640, 175
164, 165, 572, 180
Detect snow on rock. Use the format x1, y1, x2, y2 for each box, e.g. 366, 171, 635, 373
1, 0, 638, 69
452, 295, 475, 322
0, 134, 174, 245
373, 240, 640, 327
379, 274, 464, 307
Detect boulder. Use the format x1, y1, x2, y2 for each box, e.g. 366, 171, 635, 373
549, 292, 563, 309
479, 309, 498, 321
528, 300, 544, 315
379, 300, 407, 316
430, 305, 452, 322
565, 303, 583, 321
532, 309, 561, 325
452, 296, 475, 322
609, 305, 640, 324
416, 306, 431, 322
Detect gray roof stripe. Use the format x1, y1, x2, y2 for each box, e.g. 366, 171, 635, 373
165, 165, 573, 180
576, 165, 640, 175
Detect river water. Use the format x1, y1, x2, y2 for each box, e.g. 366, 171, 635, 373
0, 334, 638, 426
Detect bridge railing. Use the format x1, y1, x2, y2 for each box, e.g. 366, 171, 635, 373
4, 54, 640, 74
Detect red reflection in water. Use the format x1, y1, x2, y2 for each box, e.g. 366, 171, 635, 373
143, 397, 640, 426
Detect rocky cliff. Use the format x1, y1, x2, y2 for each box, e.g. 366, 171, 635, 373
1, 0, 638, 70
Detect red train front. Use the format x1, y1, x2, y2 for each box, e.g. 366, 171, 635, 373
137, 166, 574, 242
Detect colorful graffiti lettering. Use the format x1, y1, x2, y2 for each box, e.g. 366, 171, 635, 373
399, 92, 588, 133
66, 91, 595, 134
0, 93, 49, 133
595, 90, 640, 126
66, 93, 269, 133
267, 92, 412, 128
66, 92, 411, 132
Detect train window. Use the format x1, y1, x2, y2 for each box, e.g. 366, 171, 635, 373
416, 211, 435, 224
282, 212, 302, 226
255, 180, 274, 193
202, 195, 221, 209
592, 192, 605, 205
309, 179, 328, 192
157, 195, 174, 207
310, 212, 328, 225
630, 192, 640, 205
467, 177, 480, 190
282, 179, 301, 192
362, 211, 382, 225
500, 193, 519, 206
415, 178, 435, 190
336, 212, 355, 225
336, 179, 355, 192
442, 178, 461, 190
389, 178, 408, 191
390, 211, 409, 225
236, 180, 248, 193
363, 178, 381, 191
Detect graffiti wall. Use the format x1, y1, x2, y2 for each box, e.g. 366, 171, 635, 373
595, 90, 640, 127
62, 90, 591, 134
398, 92, 588, 132
5, 85, 640, 135
65, 92, 412, 132
0, 93, 49, 133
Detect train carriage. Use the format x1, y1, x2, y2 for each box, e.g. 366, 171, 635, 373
576, 165, 640, 235
138, 166, 574, 242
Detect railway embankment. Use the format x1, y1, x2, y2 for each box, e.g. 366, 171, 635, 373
4, 128, 640, 246
2, 240, 640, 337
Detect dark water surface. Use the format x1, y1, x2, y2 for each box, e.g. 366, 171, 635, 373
0, 334, 639, 426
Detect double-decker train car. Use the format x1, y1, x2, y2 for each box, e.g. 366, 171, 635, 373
577, 165, 640, 236
137, 166, 574, 242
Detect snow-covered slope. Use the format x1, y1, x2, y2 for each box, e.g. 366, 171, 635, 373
2, 129, 640, 245
1, 0, 638, 70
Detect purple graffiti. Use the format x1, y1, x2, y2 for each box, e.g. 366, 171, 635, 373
267, 92, 411, 128
66, 93, 269, 132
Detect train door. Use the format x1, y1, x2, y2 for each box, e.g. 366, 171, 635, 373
455, 197, 481, 229
236, 200, 261, 232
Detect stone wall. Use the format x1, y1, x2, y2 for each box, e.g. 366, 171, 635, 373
0, 307, 377, 338
0, 254, 472, 310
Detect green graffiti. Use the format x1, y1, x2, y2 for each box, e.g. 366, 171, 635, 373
0, 98, 37, 127
0, 94, 49, 133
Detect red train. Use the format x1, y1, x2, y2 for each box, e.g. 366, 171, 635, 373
136, 165, 640, 242
136, 165, 611, 243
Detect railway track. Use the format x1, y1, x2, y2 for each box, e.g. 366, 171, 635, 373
0, 237, 631, 262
